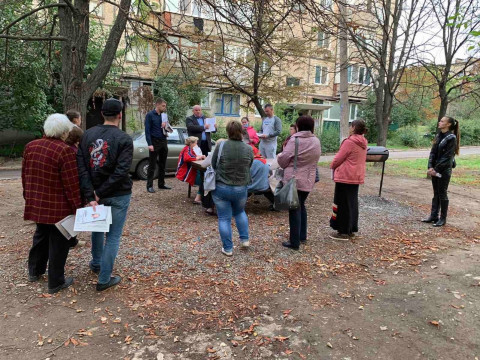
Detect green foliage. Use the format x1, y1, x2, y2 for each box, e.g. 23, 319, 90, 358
0, 1, 54, 131
320, 124, 340, 153
0, 143, 26, 158
429, 118, 480, 146
358, 92, 378, 142
153, 74, 204, 125
359, 91, 430, 144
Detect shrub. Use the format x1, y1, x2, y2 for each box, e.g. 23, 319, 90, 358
320, 125, 340, 153
428, 118, 480, 146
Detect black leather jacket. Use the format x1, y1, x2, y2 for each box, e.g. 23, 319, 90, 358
77, 124, 133, 202
428, 131, 456, 175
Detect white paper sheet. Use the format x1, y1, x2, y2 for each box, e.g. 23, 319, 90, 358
74, 206, 112, 232
193, 145, 203, 156
205, 118, 216, 132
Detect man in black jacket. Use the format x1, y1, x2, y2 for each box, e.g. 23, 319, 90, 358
186, 105, 217, 214
186, 105, 216, 155
145, 98, 170, 193
77, 98, 133, 291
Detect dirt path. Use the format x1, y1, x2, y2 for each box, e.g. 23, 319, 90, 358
0, 170, 479, 360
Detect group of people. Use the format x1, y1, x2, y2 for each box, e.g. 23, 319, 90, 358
22, 99, 133, 293
21, 94, 460, 291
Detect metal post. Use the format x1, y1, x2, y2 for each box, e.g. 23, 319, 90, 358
379, 161, 385, 197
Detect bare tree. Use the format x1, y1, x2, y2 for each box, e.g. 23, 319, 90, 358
126, 0, 318, 118
331, 0, 430, 145
416, 0, 480, 121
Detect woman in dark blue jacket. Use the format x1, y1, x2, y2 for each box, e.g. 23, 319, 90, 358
422, 116, 460, 227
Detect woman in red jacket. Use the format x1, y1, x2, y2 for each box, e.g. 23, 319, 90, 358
241, 117, 260, 146
175, 136, 205, 202
329, 119, 368, 240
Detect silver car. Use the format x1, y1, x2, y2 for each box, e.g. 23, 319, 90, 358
130, 127, 189, 180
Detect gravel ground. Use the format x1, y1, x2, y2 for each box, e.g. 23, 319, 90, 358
1, 172, 478, 360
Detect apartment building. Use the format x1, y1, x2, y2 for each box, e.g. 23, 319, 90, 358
91, 0, 373, 127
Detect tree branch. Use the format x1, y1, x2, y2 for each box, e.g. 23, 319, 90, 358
0, 34, 67, 41
0, 3, 67, 34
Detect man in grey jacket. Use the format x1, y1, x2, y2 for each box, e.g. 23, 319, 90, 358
258, 103, 282, 159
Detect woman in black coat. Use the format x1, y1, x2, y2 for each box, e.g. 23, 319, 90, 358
422, 116, 460, 227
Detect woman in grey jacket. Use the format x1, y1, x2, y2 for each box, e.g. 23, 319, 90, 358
212, 121, 254, 256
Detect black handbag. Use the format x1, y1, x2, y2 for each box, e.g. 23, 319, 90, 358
274, 137, 300, 210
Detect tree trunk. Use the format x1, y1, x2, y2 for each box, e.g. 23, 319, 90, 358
375, 87, 387, 146
338, 2, 350, 142
438, 85, 448, 121
58, 0, 131, 130
251, 96, 266, 118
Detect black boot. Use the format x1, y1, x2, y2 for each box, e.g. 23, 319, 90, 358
433, 200, 449, 227
422, 198, 439, 222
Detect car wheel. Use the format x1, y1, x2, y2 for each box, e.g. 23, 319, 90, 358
136, 159, 158, 180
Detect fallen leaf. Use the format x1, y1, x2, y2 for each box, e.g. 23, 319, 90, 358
206, 347, 216, 353
124, 335, 133, 344
100, 316, 107, 324
285, 349, 294, 354
430, 320, 440, 327
274, 336, 289, 342
37, 334, 44, 346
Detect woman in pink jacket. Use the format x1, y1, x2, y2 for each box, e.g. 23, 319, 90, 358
329, 119, 368, 240
277, 116, 321, 250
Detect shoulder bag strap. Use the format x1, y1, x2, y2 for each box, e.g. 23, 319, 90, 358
293, 137, 299, 175
216, 141, 225, 168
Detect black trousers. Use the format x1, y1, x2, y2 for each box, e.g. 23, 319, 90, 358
147, 137, 168, 188
330, 182, 359, 235
199, 140, 210, 156
289, 190, 309, 247
28, 224, 70, 289
432, 173, 451, 201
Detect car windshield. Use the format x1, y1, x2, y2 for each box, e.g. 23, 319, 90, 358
131, 132, 144, 140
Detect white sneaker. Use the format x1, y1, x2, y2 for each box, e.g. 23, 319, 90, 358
240, 241, 250, 248
221, 248, 233, 256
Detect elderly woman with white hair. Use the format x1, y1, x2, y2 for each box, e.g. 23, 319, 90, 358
22, 113, 82, 294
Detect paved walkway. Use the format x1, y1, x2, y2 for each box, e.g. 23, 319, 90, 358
319, 145, 480, 162
1, 146, 479, 180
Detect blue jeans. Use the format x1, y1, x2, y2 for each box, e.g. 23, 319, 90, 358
91, 194, 131, 284
212, 183, 249, 252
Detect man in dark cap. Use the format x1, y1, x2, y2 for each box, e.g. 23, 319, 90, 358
77, 98, 133, 291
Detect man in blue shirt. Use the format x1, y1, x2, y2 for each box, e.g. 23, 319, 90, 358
145, 98, 170, 193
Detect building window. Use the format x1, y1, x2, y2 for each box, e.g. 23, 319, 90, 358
349, 103, 358, 121
126, 42, 149, 63
317, 31, 329, 48
320, 0, 333, 9
214, 93, 240, 116
348, 65, 371, 85
315, 65, 328, 85
200, 90, 211, 109
286, 77, 300, 87
89, 1, 104, 17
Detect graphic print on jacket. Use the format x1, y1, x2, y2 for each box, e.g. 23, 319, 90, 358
89, 139, 109, 168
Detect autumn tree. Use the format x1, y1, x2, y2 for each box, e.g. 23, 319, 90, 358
417, 0, 480, 121
0, 0, 132, 130
327, 0, 431, 145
